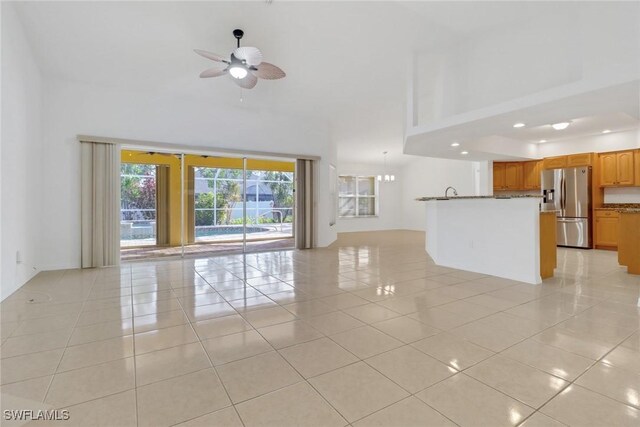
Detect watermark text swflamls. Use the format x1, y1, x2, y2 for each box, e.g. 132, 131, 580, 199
3, 409, 70, 421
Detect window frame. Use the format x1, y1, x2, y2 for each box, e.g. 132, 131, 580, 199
337, 174, 379, 218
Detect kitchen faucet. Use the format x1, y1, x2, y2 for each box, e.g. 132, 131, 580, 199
445, 186, 458, 197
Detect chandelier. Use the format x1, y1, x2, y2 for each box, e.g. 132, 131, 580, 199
377, 151, 395, 183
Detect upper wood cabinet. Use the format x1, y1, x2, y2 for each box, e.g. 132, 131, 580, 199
493, 162, 506, 191
567, 153, 594, 167
600, 153, 617, 186
504, 162, 523, 190
543, 153, 593, 170
617, 151, 635, 185
543, 156, 567, 170
523, 161, 541, 190
494, 162, 524, 190
600, 150, 635, 187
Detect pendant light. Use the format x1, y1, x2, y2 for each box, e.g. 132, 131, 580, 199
377, 151, 395, 183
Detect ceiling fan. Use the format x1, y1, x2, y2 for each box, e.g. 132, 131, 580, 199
194, 29, 286, 89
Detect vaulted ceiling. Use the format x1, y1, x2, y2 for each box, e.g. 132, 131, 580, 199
12, 1, 639, 164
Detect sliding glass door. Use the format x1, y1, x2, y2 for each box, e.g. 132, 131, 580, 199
120, 163, 157, 248
120, 149, 295, 260
191, 165, 245, 254
244, 163, 295, 252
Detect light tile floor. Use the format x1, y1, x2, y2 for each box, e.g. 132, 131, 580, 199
1, 230, 639, 426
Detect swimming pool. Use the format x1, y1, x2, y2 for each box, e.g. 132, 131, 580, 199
195, 226, 269, 237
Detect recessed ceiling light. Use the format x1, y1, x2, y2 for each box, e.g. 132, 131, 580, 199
460, 151, 469, 155
451, 142, 460, 147
551, 122, 571, 130
602, 129, 611, 134
513, 123, 525, 128
539, 140, 547, 143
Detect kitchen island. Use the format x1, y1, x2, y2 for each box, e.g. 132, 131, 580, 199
418, 195, 555, 285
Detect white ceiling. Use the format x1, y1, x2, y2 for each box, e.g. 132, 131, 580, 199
11, 1, 639, 165
404, 81, 640, 161
10, 1, 447, 164
503, 112, 639, 143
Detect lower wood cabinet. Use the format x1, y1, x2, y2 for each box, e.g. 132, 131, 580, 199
595, 210, 619, 248
618, 212, 640, 274
540, 212, 557, 279
635, 150, 640, 185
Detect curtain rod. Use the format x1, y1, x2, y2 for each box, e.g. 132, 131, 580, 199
76, 135, 321, 161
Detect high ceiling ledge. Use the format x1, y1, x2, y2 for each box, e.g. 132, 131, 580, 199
404, 79, 640, 161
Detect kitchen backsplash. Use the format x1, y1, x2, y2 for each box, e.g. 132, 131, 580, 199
603, 187, 640, 204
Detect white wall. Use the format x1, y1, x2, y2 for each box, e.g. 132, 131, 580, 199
416, 3, 639, 123
401, 156, 477, 231
38, 78, 337, 271
335, 162, 403, 233
537, 129, 639, 158
604, 188, 640, 204
1, 4, 43, 299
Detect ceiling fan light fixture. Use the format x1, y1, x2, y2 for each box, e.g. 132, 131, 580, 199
195, 29, 285, 89
229, 66, 248, 79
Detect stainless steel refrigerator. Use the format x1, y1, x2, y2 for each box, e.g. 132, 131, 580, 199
541, 167, 592, 248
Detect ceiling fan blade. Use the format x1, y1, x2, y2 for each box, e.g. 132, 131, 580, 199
194, 49, 228, 63
230, 72, 258, 89
253, 62, 286, 80
233, 46, 263, 66
200, 67, 227, 78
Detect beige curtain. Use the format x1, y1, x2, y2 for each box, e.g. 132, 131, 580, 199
156, 165, 171, 246
295, 159, 315, 249
81, 142, 121, 268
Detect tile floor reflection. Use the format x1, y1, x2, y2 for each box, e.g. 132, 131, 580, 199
1, 230, 639, 426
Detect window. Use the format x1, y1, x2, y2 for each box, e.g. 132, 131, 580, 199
338, 175, 377, 217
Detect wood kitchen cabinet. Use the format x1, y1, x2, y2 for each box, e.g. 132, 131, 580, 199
617, 151, 635, 185
600, 150, 635, 187
493, 162, 506, 191
494, 162, 523, 190
567, 153, 594, 167
635, 150, 640, 185
600, 152, 617, 186
543, 156, 567, 170
595, 210, 619, 248
523, 161, 541, 190
504, 162, 523, 190
618, 212, 640, 274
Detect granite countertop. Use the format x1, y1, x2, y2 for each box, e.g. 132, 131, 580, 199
416, 195, 543, 201
595, 203, 640, 213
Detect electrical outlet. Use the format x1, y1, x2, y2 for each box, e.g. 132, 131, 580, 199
16, 250, 22, 264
